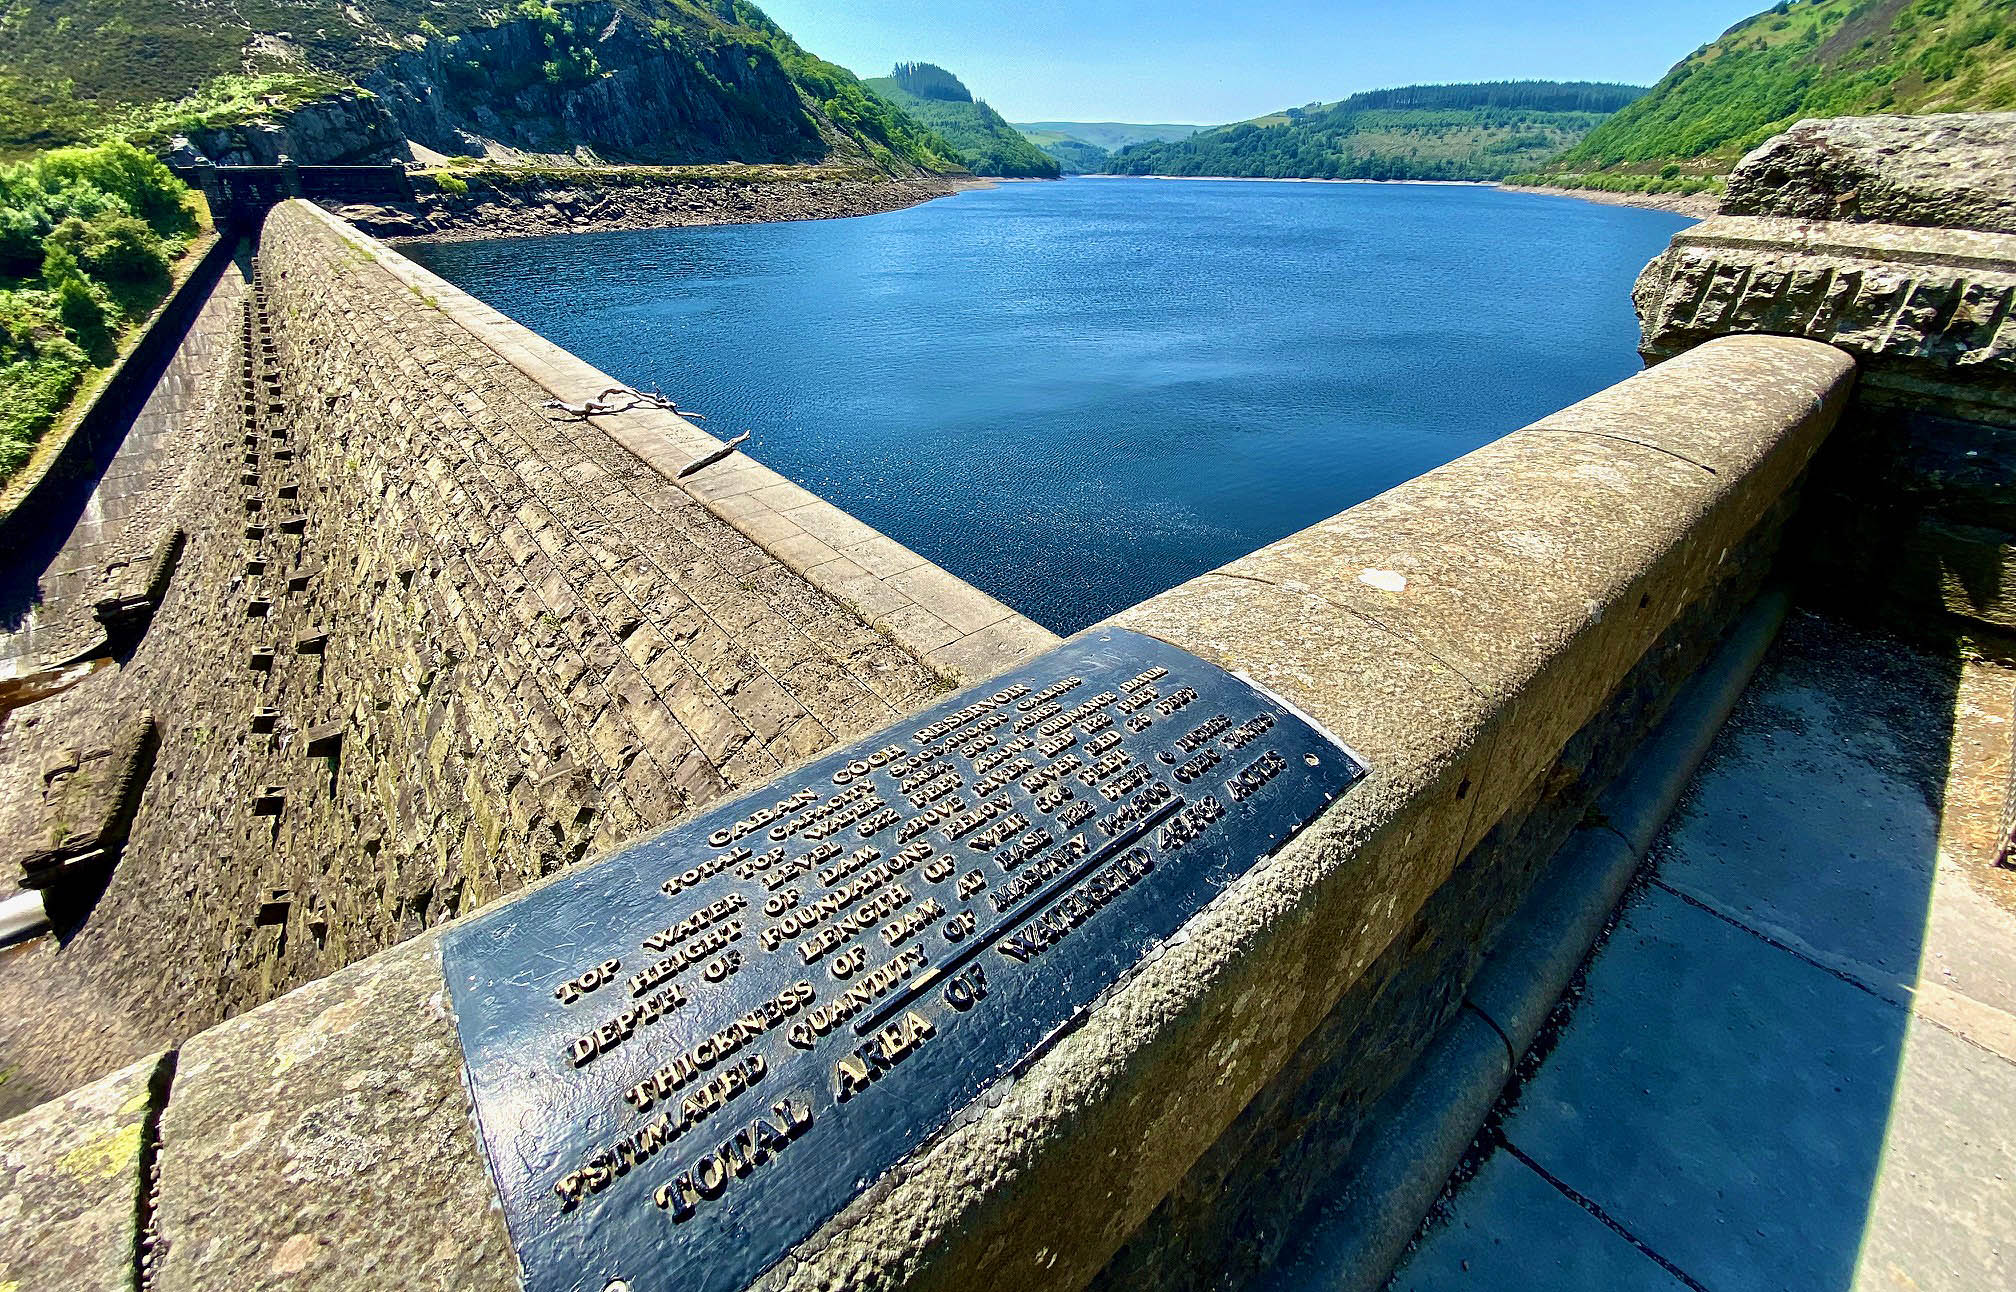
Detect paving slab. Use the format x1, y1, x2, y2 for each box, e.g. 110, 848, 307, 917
1649, 625, 1949, 1003
1393, 614, 2016, 1292
1849, 1016, 2016, 1291
1503, 886, 1908, 1292
1391, 1152, 1689, 1292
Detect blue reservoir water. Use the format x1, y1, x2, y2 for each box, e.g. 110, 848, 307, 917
408, 179, 1690, 634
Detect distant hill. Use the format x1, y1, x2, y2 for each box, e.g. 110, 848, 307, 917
0, 0, 961, 172
865, 63, 1060, 178
1030, 139, 1113, 174
1015, 122, 1203, 151
1537, 0, 2016, 193
1104, 82, 1647, 181
1014, 122, 1202, 174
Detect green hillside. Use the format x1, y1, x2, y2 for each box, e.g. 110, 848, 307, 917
1538, 0, 2016, 192
0, 0, 959, 171
864, 64, 1060, 178
1015, 122, 1202, 175
1014, 122, 1202, 151
1104, 82, 1647, 181
1032, 138, 1114, 174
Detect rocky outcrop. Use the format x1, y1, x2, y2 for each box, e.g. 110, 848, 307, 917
172, 4, 957, 175
362, 5, 853, 167
1721, 113, 2016, 235
1639, 113, 2016, 637
182, 92, 412, 166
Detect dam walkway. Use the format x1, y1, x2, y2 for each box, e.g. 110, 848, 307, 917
1386, 611, 2016, 1291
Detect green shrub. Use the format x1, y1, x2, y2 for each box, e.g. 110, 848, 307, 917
26, 141, 190, 231
435, 173, 470, 197
46, 211, 170, 283
0, 140, 192, 484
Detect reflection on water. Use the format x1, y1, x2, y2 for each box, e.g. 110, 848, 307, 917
411, 179, 1690, 633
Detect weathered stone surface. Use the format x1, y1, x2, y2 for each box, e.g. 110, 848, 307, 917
1634, 216, 2016, 423
1722, 114, 2016, 236
12, 712, 156, 883
0, 1050, 164, 1292
185, 91, 410, 166
153, 936, 517, 1292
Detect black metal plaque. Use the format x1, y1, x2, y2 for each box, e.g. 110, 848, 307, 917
442, 628, 1364, 1292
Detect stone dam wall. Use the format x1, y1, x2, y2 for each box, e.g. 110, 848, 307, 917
0, 205, 1858, 1292
18, 200, 1051, 1064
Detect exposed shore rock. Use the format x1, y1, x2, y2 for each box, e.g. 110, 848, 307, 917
1497, 183, 1718, 220
328, 172, 972, 242
1722, 113, 2016, 234
171, 4, 959, 176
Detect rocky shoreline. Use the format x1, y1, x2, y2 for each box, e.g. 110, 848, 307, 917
1496, 183, 1720, 220
327, 173, 976, 243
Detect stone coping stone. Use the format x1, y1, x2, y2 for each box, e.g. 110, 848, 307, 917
0, 1049, 164, 1292
153, 937, 516, 1292
1634, 215, 2016, 425
291, 202, 1058, 687
1669, 214, 2016, 275
121, 336, 1852, 1292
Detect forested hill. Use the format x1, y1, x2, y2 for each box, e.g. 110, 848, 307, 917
1013, 122, 1200, 173
1103, 82, 1646, 181
864, 64, 1061, 178
0, 0, 961, 171
1537, 0, 2016, 193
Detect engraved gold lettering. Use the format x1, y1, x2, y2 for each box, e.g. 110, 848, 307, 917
624, 983, 813, 1111
650, 1100, 814, 1223
552, 958, 621, 1005
1228, 749, 1289, 802
665, 847, 746, 896
787, 946, 928, 1047
833, 1011, 936, 1100
998, 850, 1155, 962
557, 1054, 767, 1211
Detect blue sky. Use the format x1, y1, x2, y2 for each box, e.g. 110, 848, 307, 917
757, 1, 1775, 125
